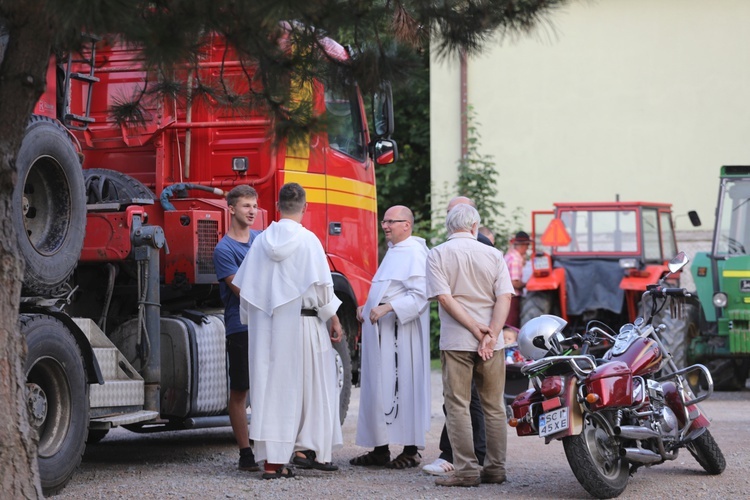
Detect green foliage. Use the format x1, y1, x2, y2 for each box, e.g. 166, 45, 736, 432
429, 301, 441, 360
424, 109, 528, 357
370, 50, 432, 259
457, 107, 505, 236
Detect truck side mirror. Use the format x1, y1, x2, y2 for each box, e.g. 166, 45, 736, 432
372, 81, 394, 138
372, 139, 398, 165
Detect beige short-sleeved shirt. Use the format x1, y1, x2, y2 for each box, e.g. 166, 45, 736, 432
426, 232, 515, 351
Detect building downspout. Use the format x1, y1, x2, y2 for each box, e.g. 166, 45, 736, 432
460, 49, 468, 159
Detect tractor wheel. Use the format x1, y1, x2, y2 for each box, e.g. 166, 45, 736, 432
520, 291, 555, 327
13, 116, 86, 296
706, 358, 749, 391
648, 300, 699, 369
23, 314, 89, 495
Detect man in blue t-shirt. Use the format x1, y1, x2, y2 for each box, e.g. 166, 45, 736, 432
213, 185, 262, 472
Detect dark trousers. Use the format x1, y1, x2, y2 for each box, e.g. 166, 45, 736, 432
506, 294, 521, 329
438, 381, 486, 465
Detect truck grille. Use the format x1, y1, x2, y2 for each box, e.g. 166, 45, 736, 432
197, 219, 219, 280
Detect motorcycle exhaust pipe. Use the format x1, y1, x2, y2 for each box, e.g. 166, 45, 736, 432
621, 447, 663, 464
614, 425, 660, 440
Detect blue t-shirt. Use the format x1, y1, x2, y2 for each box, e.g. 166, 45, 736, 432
213, 230, 261, 336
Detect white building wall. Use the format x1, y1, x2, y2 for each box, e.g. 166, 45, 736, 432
430, 0, 750, 248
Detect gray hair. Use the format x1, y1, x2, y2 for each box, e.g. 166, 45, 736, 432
446, 203, 480, 235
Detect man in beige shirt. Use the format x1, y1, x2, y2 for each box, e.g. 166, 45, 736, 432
426, 203, 513, 487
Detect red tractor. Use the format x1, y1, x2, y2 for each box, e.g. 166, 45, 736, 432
14, 32, 394, 494
521, 202, 694, 359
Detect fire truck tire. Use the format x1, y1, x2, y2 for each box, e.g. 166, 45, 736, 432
520, 291, 554, 327
14, 116, 86, 297
83, 168, 155, 204
23, 314, 89, 496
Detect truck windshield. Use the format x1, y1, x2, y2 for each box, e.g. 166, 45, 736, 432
714, 178, 750, 256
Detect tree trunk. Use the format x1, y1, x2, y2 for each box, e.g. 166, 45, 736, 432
0, 2, 56, 497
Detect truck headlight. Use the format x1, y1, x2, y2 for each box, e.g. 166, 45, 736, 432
712, 292, 728, 308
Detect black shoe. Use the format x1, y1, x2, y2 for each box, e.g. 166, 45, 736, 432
239, 450, 259, 471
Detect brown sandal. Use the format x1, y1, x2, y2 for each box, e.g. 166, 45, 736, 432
384, 452, 421, 469
262, 467, 295, 480
349, 450, 391, 466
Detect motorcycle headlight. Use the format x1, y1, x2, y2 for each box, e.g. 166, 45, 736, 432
713, 292, 728, 308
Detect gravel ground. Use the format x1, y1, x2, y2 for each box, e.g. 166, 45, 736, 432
55, 371, 750, 499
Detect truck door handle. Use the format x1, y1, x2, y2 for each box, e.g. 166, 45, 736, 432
329, 222, 342, 236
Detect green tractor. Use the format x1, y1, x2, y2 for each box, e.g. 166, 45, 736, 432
690, 166, 750, 389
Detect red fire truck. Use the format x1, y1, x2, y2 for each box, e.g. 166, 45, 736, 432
15, 32, 394, 494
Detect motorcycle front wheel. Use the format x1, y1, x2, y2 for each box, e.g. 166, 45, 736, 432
563, 414, 628, 499
686, 429, 726, 475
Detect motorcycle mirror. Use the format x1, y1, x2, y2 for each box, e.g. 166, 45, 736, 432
667, 251, 689, 274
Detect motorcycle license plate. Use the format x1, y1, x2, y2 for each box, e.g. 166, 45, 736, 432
538, 407, 569, 437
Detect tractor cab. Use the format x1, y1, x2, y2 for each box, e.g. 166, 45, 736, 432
523, 201, 678, 334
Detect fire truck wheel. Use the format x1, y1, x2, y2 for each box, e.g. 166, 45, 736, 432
83, 168, 155, 204
520, 291, 555, 327
14, 116, 86, 297
332, 334, 353, 425
23, 314, 89, 496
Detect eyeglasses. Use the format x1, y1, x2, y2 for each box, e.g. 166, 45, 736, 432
380, 219, 408, 226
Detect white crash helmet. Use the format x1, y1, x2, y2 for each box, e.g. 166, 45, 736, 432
518, 315, 568, 360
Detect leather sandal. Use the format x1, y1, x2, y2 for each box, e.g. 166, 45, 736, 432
262, 467, 295, 480
349, 450, 391, 466
384, 451, 421, 469
293, 450, 339, 471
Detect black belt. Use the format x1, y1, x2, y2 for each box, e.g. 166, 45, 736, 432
301, 308, 318, 317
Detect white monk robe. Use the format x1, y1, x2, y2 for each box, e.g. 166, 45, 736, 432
355, 235, 431, 448
233, 218, 343, 464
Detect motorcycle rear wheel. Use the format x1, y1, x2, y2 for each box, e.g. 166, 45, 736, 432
563, 414, 628, 499
686, 429, 726, 475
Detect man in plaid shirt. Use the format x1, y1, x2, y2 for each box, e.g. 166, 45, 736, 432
503, 231, 530, 328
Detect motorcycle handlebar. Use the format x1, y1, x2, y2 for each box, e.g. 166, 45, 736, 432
646, 286, 690, 298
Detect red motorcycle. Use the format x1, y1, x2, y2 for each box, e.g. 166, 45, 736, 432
508, 252, 725, 498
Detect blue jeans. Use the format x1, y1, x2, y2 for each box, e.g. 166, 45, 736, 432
441, 350, 506, 479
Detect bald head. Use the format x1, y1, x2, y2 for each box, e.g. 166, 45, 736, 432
447, 196, 476, 213
381, 205, 414, 244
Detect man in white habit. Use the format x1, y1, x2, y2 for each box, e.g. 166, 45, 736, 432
350, 205, 431, 469
233, 182, 344, 479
